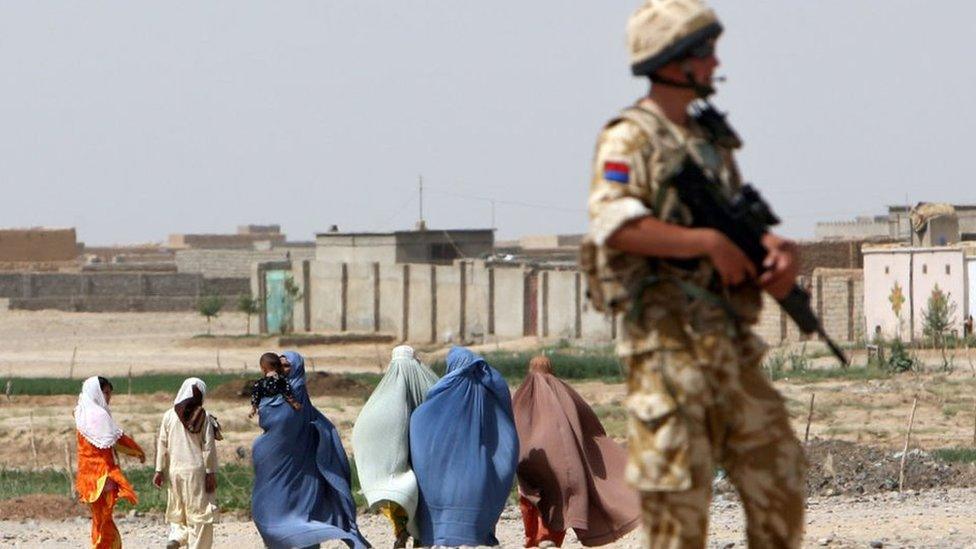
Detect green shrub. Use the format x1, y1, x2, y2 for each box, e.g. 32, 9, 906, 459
431, 348, 623, 382
197, 295, 225, 335
932, 448, 976, 464
0, 459, 366, 512
1, 373, 243, 396
883, 337, 918, 373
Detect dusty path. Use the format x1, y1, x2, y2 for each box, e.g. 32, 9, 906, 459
0, 310, 547, 378
3, 488, 974, 548
0, 310, 410, 378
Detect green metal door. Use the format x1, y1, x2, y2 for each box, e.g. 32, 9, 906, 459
265, 270, 292, 334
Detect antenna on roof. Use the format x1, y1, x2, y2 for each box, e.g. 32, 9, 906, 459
416, 175, 427, 231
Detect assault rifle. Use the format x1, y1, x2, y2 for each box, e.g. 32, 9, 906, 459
669, 158, 849, 366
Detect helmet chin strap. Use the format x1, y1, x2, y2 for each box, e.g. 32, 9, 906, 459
649, 62, 717, 98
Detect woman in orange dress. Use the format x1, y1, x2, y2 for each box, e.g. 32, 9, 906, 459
75, 376, 146, 549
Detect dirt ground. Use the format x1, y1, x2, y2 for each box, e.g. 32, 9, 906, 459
2, 488, 975, 548
2, 311, 976, 547
5, 365, 974, 474
0, 310, 402, 379
0, 310, 546, 379
801, 439, 976, 496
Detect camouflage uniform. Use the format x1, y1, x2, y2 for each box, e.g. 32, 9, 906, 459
583, 102, 805, 548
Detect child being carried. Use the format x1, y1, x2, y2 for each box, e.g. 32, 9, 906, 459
249, 352, 302, 418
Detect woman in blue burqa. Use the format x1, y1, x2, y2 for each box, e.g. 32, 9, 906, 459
410, 346, 519, 547
251, 351, 370, 549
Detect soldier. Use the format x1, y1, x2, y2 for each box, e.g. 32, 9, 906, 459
581, 1, 806, 547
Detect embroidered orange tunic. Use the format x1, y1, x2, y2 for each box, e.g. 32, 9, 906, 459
76, 431, 143, 504
76, 430, 145, 549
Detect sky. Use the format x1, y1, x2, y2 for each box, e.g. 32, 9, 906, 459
1, 1, 974, 245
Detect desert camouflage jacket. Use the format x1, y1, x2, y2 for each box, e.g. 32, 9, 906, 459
583, 101, 762, 357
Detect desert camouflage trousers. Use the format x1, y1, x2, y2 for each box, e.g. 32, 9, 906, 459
623, 323, 806, 549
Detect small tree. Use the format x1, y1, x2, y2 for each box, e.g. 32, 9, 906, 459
237, 295, 261, 336
923, 285, 959, 372
922, 284, 957, 348
284, 276, 303, 302
197, 295, 225, 336
280, 276, 304, 334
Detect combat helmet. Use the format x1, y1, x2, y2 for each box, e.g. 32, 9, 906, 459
627, 0, 723, 77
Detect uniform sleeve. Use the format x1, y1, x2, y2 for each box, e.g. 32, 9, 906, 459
588, 121, 654, 247
154, 414, 169, 473
203, 414, 218, 474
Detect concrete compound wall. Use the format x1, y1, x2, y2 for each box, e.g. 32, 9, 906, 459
175, 248, 315, 279
465, 262, 490, 341
814, 220, 891, 241
751, 270, 864, 346
798, 240, 862, 277
168, 233, 286, 250
538, 270, 581, 339
345, 263, 376, 333
278, 259, 864, 348
280, 260, 543, 343
377, 264, 404, 336
0, 272, 249, 312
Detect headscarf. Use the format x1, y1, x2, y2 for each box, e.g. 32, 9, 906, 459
352, 345, 440, 539
173, 377, 207, 434
513, 356, 640, 546
409, 346, 519, 547
74, 376, 124, 449
528, 355, 554, 374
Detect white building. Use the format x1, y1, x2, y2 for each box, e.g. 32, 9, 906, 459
863, 244, 975, 341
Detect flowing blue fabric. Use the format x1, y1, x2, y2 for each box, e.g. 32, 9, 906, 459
409, 347, 519, 547
252, 351, 370, 549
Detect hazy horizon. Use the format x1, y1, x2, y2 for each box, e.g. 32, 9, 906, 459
2, 1, 973, 246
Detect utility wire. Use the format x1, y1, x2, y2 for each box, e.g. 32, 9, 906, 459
425, 186, 585, 214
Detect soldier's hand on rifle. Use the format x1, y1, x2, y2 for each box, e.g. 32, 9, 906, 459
701, 229, 755, 286
759, 233, 799, 299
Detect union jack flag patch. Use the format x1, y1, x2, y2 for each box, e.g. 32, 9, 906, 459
603, 161, 630, 184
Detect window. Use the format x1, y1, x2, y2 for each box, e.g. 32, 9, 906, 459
922, 264, 927, 274
946, 264, 951, 275
884, 266, 889, 274
429, 243, 457, 261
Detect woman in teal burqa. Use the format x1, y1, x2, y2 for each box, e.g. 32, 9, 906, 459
352, 345, 439, 547
251, 351, 370, 549
410, 346, 519, 547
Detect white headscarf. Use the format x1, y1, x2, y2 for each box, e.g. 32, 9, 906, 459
174, 377, 207, 404
74, 376, 124, 449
